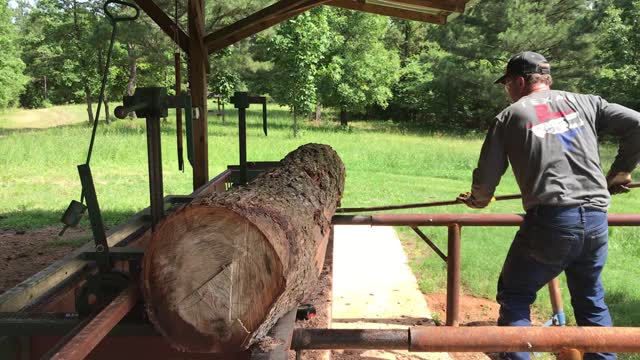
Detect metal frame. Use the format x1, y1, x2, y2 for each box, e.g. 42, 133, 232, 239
291, 327, 640, 352
332, 213, 640, 326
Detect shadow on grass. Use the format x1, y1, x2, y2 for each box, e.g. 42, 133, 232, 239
606, 290, 640, 327
0, 209, 138, 231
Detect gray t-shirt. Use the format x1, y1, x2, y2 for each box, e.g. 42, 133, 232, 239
471, 89, 640, 211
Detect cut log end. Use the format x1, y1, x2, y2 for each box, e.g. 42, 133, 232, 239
143, 206, 285, 352
142, 143, 345, 353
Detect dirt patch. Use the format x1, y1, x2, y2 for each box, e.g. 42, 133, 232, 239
424, 292, 500, 326
424, 292, 544, 327
0, 227, 90, 294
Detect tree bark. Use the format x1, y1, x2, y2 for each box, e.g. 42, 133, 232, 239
85, 88, 94, 124
315, 102, 322, 122
142, 143, 345, 353
126, 42, 137, 119
103, 98, 110, 124
293, 108, 298, 137
340, 107, 348, 126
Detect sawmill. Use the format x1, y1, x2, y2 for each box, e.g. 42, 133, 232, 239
1, 1, 640, 359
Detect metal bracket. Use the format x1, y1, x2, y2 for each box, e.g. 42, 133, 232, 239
230, 91, 268, 185
78, 164, 111, 273
114, 87, 194, 230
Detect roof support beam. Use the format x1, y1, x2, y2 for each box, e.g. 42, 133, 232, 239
189, 0, 209, 189
329, 0, 447, 24
369, 0, 465, 14
133, 0, 190, 54
205, 0, 330, 54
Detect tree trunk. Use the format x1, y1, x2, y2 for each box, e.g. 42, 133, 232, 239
293, 107, 298, 137
340, 107, 348, 126
126, 42, 137, 119
85, 88, 94, 124
103, 98, 110, 124
315, 102, 322, 123
142, 143, 345, 353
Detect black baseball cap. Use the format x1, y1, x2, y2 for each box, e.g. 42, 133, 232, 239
494, 51, 551, 84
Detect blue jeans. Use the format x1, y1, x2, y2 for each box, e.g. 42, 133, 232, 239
496, 205, 614, 360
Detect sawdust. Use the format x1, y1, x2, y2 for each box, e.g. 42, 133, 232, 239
0, 227, 90, 294
258, 336, 285, 352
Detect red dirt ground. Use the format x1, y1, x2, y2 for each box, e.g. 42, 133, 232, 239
0, 227, 89, 294
2, 229, 538, 360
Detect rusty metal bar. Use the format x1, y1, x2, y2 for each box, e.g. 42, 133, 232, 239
336, 182, 640, 214
446, 225, 461, 327
332, 213, 640, 227
50, 286, 139, 360
411, 227, 447, 262
337, 194, 521, 213
409, 326, 640, 352
291, 329, 408, 350
291, 327, 640, 352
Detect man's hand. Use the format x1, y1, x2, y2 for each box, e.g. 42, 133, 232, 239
456, 192, 491, 209
606, 171, 632, 195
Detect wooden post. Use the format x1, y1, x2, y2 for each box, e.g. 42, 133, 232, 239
188, 0, 209, 190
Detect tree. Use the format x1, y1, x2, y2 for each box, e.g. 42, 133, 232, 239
584, 0, 640, 109
0, 0, 27, 108
317, 9, 400, 125
258, 8, 331, 136
384, 0, 594, 130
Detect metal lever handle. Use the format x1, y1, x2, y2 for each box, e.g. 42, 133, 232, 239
114, 102, 148, 119
104, 0, 139, 23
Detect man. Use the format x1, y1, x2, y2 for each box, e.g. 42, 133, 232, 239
458, 51, 640, 360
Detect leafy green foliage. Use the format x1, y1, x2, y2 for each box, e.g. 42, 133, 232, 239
260, 8, 331, 119
10, 0, 640, 132
317, 9, 400, 114
0, 0, 27, 108
585, 0, 640, 109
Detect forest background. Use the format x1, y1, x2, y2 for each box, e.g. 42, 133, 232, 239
2, 0, 640, 131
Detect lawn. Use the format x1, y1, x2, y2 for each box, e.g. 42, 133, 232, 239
1, 103, 639, 357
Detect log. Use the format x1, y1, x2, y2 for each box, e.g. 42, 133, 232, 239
142, 143, 345, 353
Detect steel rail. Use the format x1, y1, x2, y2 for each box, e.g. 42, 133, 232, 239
332, 213, 640, 227
292, 329, 408, 350
49, 286, 139, 360
291, 327, 640, 353
410, 326, 640, 352
336, 182, 640, 213
331, 212, 640, 326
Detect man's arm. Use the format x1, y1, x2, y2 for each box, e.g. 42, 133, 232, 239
462, 119, 509, 208
597, 101, 640, 193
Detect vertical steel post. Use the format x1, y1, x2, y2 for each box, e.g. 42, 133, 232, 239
446, 224, 461, 326
146, 116, 164, 229
175, 52, 184, 172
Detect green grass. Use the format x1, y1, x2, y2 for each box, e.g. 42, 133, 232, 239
1, 103, 640, 358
